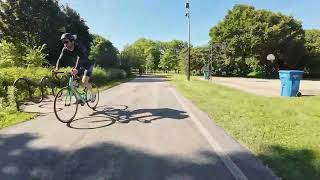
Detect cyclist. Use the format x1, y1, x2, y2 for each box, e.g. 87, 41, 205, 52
54, 33, 93, 91
139, 66, 143, 76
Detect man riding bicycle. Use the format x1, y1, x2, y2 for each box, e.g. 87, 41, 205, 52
54, 33, 93, 91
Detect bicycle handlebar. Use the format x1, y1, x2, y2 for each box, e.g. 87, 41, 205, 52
52, 71, 65, 74
51, 71, 68, 80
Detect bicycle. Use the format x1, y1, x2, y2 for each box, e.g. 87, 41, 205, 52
53, 71, 99, 123
39, 71, 69, 102
13, 77, 43, 110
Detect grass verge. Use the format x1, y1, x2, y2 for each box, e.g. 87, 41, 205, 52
0, 110, 34, 129
169, 74, 320, 180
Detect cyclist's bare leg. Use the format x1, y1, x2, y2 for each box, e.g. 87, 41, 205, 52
80, 76, 92, 90
80, 76, 95, 102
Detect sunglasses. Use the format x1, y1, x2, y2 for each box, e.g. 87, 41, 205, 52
63, 40, 70, 44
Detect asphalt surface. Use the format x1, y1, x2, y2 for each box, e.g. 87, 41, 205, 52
211, 76, 320, 96
0, 75, 278, 180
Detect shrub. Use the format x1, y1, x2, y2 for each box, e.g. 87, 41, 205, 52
91, 66, 127, 86
23, 44, 48, 67
0, 40, 23, 67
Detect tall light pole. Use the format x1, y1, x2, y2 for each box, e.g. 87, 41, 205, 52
209, 42, 213, 80
185, 0, 191, 81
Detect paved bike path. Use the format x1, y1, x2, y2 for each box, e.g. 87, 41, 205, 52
0, 75, 277, 180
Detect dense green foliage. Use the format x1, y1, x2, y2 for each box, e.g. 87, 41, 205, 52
209, 5, 306, 76
120, 5, 320, 77
89, 35, 119, 68
0, 0, 91, 65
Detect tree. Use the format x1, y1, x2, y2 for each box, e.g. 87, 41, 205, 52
159, 50, 176, 72
0, 0, 92, 65
118, 51, 131, 74
303, 29, 320, 77
120, 39, 187, 72
0, 0, 64, 63
89, 34, 119, 68
209, 4, 306, 74
0, 40, 22, 67
121, 44, 145, 69
61, 4, 91, 52
146, 44, 161, 70
160, 40, 187, 72
23, 44, 47, 67
177, 44, 212, 75
165, 40, 187, 54
146, 54, 156, 72
120, 38, 159, 69
305, 29, 320, 57
0, 40, 47, 67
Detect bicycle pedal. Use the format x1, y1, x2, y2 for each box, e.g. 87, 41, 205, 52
90, 95, 96, 102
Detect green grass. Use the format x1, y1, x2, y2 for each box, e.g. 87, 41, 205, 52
169, 74, 320, 180
0, 110, 34, 129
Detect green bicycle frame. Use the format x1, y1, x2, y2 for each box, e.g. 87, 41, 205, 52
65, 76, 87, 104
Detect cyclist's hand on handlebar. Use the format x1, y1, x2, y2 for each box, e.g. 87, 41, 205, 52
51, 69, 64, 76
52, 68, 58, 73
70, 68, 78, 76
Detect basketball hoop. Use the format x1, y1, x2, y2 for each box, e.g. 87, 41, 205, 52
267, 54, 276, 63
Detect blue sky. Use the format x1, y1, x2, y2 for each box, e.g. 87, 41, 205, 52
59, 0, 320, 51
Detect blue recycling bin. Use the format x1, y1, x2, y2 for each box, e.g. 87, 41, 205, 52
203, 70, 209, 80
278, 70, 304, 97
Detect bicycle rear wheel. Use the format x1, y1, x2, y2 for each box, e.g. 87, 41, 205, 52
54, 87, 78, 123
40, 76, 56, 102
13, 78, 33, 110
86, 83, 99, 110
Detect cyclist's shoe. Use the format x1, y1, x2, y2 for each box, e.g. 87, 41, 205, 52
118, 116, 130, 123
85, 93, 96, 103
90, 94, 96, 102
74, 99, 85, 106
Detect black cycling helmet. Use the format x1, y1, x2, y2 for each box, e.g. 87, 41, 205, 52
60, 33, 75, 41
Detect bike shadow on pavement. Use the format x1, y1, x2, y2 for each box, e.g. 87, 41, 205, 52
67, 104, 189, 129
93, 105, 189, 123
66, 105, 128, 130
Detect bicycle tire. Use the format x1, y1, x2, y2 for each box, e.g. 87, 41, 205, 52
86, 83, 99, 110
13, 78, 33, 111
54, 87, 78, 123
40, 76, 56, 102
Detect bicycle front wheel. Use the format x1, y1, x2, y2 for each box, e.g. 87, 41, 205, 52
86, 83, 99, 110
54, 87, 78, 123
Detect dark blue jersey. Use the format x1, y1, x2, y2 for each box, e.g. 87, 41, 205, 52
56, 43, 91, 69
